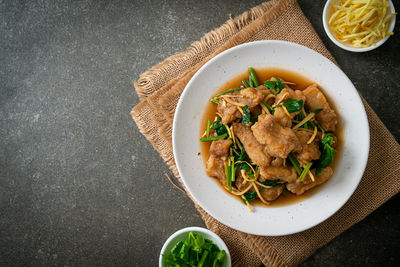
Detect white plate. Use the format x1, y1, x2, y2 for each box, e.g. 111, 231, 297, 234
172, 40, 369, 236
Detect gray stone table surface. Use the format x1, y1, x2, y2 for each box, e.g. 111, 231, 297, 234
1, 0, 399, 266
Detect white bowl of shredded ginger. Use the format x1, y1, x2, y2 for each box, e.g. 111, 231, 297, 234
323, 0, 396, 52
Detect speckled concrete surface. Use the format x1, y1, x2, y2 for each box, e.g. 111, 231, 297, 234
0, 0, 399, 266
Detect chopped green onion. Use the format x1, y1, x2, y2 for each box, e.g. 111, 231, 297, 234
211, 99, 220, 104
249, 75, 253, 87
292, 112, 316, 130
299, 112, 309, 129
273, 76, 284, 95
262, 101, 275, 114
225, 163, 231, 192
198, 250, 208, 267
316, 122, 325, 132
242, 79, 250, 88
254, 165, 259, 177
215, 87, 243, 97
288, 153, 302, 175
206, 119, 210, 138
308, 120, 316, 128
314, 108, 323, 114
214, 250, 227, 266
241, 196, 248, 204
230, 156, 235, 182
200, 133, 228, 142
248, 67, 259, 87
299, 162, 313, 181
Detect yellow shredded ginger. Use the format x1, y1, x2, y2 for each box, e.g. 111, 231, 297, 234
328, 0, 396, 48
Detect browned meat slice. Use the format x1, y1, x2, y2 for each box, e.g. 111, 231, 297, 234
217, 100, 242, 125
294, 131, 321, 166
274, 88, 306, 106
271, 157, 285, 167
206, 155, 227, 185
273, 106, 292, 127
303, 84, 337, 131
251, 114, 301, 158
235, 171, 251, 191
255, 85, 272, 97
259, 166, 298, 183
260, 185, 284, 201
232, 123, 271, 167
286, 167, 333, 195
237, 87, 265, 108
209, 139, 232, 157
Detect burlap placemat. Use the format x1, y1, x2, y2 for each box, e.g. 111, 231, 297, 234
130, 0, 400, 266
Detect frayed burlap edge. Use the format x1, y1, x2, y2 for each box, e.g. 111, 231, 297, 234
134, 0, 283, 100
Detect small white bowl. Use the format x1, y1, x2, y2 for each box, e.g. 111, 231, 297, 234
322, 0, 396, 52
159, 227, 231, 267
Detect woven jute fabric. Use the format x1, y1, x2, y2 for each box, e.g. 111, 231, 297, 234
130, 0, 400, 266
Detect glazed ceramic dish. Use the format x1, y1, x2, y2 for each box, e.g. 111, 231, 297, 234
172, 40, 369, 236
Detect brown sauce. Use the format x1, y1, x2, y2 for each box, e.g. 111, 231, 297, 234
199, 67, 343, 207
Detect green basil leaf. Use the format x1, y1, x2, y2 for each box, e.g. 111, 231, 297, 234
234, 147, 249, 162
321, 133, 334, 146
316, 133, 336, 174
264, 81, 276, 90
236, 162, 251, 172
242, 105, 251, 125
243, 191, 258, 202
273, 76, 284, 95
283, 98, 303, 113
212, 117, 228, 136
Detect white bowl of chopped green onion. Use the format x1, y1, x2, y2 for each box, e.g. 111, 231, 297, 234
159, 227, 231, 267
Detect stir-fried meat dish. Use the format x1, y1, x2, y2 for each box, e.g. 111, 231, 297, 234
200, 68, 338, 211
